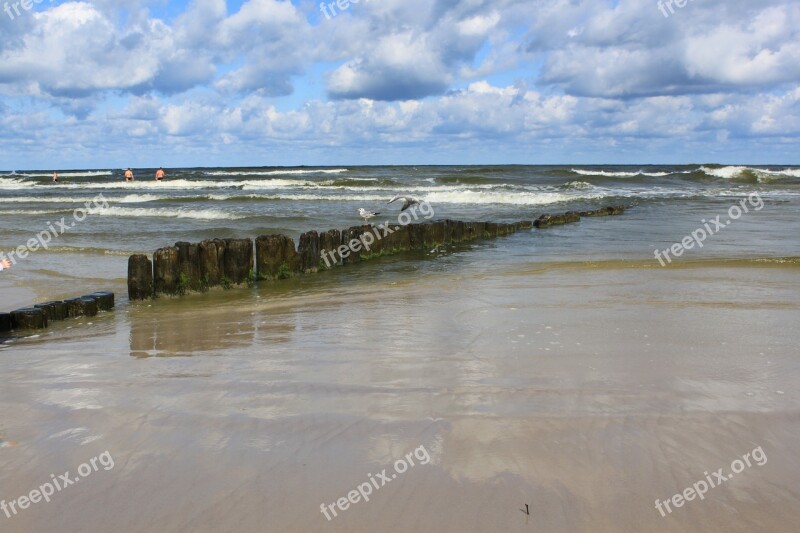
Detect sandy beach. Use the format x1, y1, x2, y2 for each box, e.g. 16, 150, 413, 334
2, 247, 799, 531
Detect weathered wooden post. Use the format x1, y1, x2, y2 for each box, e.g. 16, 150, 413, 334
63, 297, 97, 318
79, 297, 99, 317
382, 224, 410, 254
33, 302, 57, 323
153, 246, 180, 295
422, 221, 446, 247
11, 308, 47, 329
128, 254, 153, 300
198, 239, 226, 289
0, 313, 12, 333
406, 223, 425, 250
341, 227, 365, 265
255, 235, 300, 279
359, 226, 382, 259
176, 242, 201, 292
319, 229, 342, 269
84, 292, 114, 311
223, 238, 253, 285
48, 300, 69, 320
298, 231, 321, 272
515, 221, 533, 231
534, 211, 581, 228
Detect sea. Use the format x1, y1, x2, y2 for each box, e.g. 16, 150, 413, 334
1, 164, 798, 270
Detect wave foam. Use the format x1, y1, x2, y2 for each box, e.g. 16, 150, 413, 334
422, 190, 604, 206
205, 169, 348, 176
699, 166, 749, 179
562, 181, 595, 190
9, 171, 114, 178
2, 178, 324, 191
0, 196, 98, 203
699, 166, 800, 180
570, 169, 672, 177
86, 206, 244, 220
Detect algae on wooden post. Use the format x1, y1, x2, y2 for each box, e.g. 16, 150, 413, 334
255, 235, 300, 280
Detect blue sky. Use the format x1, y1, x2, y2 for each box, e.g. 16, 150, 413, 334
0, 0, 798, 169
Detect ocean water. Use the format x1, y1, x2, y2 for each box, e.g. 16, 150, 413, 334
1, 164, 799, 262
1, 164, 799, 312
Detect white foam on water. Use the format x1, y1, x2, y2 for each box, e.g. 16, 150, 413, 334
205, 169, 348, 176
15, 171, 114, 178
232, 193, 390, 202
3, 178, 322, 191
700, 166, 800, 179
238, 179, 327, 189
563, 181, 596, 190
117, 194, 164, 203
85, 206, 244, 220
0, 178, 32, 190
0, 193, 180, 204
54, 179, 240, 190
699, 166, 750, 179
0, 196, 100, 203
0, 209, 68, 215
422, 190, 605, 205
570, 169, 673, 177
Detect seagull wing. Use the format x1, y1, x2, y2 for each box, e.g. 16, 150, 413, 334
400, 197, 420, 211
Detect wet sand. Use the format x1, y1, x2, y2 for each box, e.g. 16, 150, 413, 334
1, 258, 799, 532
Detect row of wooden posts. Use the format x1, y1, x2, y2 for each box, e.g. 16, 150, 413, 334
128, 206, 626, 300
0, 292, 115, 333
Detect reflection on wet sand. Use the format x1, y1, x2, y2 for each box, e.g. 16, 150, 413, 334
0, 256, 798, 532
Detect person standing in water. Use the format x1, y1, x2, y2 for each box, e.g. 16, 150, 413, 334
155, 167, 165, 181
124, 168, 134, 182
52, 171, 58, 183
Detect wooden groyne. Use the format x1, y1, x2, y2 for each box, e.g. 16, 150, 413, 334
0, 292, 115, 333
128, 206, 626, 300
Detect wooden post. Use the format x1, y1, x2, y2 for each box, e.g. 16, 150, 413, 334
128, 254, 154, 300
153, 246, 180, 295
11, 308, 47, 330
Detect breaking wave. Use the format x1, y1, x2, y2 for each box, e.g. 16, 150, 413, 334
699, 166, 800, 180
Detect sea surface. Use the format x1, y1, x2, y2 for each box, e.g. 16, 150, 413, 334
1, 164, 798, 275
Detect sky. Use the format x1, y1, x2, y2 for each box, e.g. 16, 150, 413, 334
0, 0, 798, 169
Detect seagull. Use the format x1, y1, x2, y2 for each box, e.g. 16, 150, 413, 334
358, 208, 380, 225
387, 195, 420, 212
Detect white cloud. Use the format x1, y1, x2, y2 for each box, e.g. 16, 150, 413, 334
0, 0, 798, 166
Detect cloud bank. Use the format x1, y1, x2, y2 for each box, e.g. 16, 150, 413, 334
0, 0, 798, 166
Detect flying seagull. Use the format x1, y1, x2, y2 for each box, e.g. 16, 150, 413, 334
387, 195, 420, 212
358, 208, 380, 225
